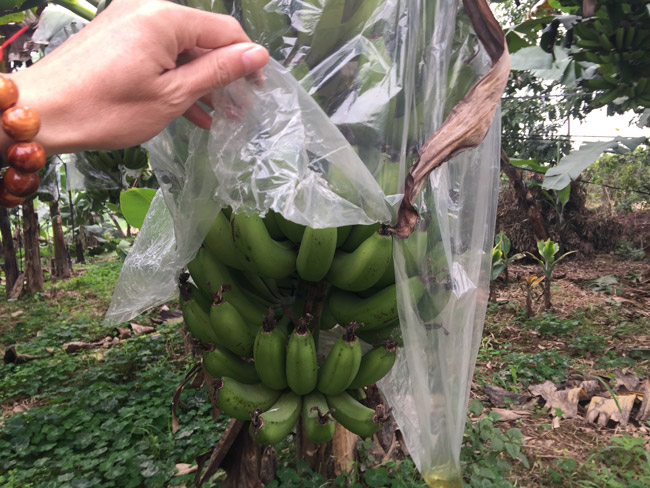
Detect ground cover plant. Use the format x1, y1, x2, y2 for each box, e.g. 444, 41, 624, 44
1, 248, 648, 487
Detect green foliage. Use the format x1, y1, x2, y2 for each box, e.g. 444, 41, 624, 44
265, 449, 429, 488
461, 399, 529, 487
549, 433, 650, 487
527, 239, 576, 309
491, 231, 524, 283
615, 240, 647, 261
0, 321, 224, 488
585, 146, 650, 214
496, 350, 571, 388
119, 188, 157, 229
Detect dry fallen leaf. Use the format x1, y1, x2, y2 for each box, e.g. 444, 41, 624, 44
586, 395, 636, 427
175, 463, 197, 476
546, 387, 584, 419
491, 408, 532, 422
529, 380, 557, 402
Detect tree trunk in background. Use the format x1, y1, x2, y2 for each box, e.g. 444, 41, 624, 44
500, 149, 549, 241
22, 200, 44, 293
0, 206, 19, 294
49, 200, 72, 279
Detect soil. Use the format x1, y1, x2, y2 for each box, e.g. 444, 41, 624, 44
478, 251, 650, 486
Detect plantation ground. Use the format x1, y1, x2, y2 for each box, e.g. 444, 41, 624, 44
0, 251, 649, 487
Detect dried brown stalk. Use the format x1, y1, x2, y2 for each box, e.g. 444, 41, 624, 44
389, 0, 510, 239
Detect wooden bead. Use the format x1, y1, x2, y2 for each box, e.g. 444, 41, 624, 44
0, 183, 25, 208
2, 106, 40, 141
2, 167, 39, 197
0, 76, 18, 111
8, 141, 46, 173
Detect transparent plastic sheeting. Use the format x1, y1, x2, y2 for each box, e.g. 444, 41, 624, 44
65, 152, 124, 191
107, 1, 500, 485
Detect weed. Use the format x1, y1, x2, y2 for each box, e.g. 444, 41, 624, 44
496, 350, 570, 388
461, 399, 529, 487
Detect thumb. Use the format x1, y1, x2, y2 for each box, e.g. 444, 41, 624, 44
170, 42, 269, 99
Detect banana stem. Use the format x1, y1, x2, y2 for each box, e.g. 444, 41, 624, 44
51, 0, 96, 21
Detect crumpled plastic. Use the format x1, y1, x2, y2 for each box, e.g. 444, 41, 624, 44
106, 0, 500, 484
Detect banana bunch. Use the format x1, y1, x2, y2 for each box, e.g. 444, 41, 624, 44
179, 205, 451, 444
83, 146, 149, 173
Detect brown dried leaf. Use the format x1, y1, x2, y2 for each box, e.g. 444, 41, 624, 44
613, 369, 640, 391
491, 408, 532, 422
636, 386, 650, 422
528, 380, 557, 401
175, 463, 197, 476
586, 395, 636, 427
546, 387, 583, 419
484, 384, 531, 407
389, 0, 509, 238
130, 324, 155, 335
579, 380, 602, 399
114, 327, 132, 340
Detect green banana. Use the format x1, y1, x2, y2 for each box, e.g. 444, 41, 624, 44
239, 0, 289, 55
203, 345, 259, 384
110, 149, 124, 167
209, 287, 257, 357
120, 146, 149, 170
329, 275, 425, 331
326, 391, 386, 438
273, 212, 306, 244
356, 318, 402, 346
180, 296, 220, 345
263, 211, 285, 240
370, 248, 395, 290
337, 0, 385, 45
340, 222, 381, 252
327, 229, 392, 292
302, 391, 335, 443
215, 377, 281, 421
296, 226, 338, 282
231, 213, 298, 279
204, 210, 251, 271
347, 340, 397, 389
317, 323, 362, 395
336, 225, 352, 247
254, 313, 289, 390
319, 299, 338, 330
187, 247, 268, 325
179, 273, 213, 312
286, 316, 318, 395
249, 391, 302, 445
96, 150, 117, 171
298, 0, 347, 68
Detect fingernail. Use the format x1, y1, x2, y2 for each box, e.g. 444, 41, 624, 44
241, 44, 268, 72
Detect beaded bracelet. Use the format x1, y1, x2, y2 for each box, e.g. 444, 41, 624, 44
0, 75, 45, 208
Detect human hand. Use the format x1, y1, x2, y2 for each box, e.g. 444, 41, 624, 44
7, 0, 269, 156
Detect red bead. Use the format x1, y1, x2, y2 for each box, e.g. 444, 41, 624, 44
2, 167, 39, 197
2, 106, 40, 141
0, 76, 18, 111
0, 183, 25, 207
8, 141, 46, 173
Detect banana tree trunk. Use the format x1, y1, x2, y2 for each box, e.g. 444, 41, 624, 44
50, 200, 72, 279
0, 206, 19, 295
22, 200, 44, 293
500, 149, 549, 242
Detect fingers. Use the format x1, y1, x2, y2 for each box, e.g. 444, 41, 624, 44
172, 7, 252, 52
167, 42, 269, 100
183, 103, 212, 130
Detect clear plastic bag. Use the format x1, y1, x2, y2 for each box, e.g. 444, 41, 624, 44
107, 1, 502, 485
